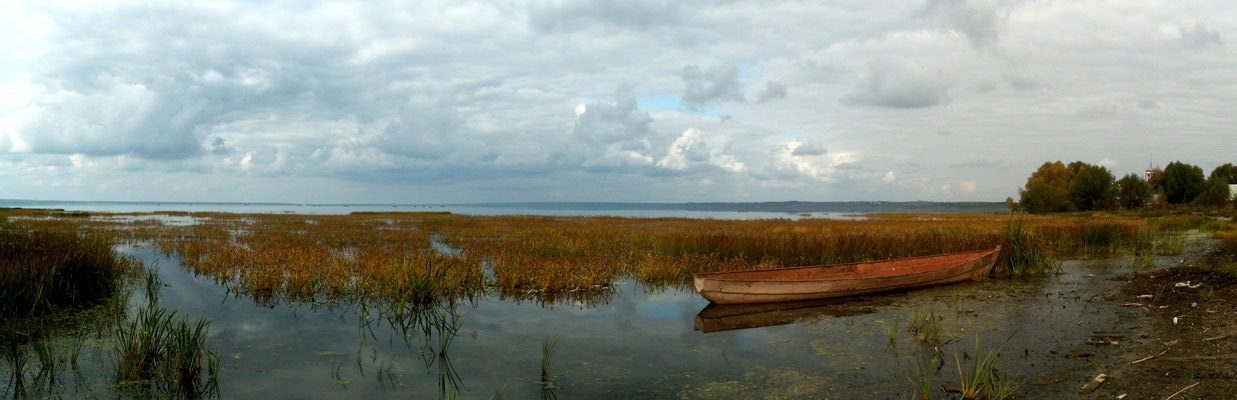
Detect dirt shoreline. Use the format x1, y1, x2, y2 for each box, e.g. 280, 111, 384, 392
1074, 250, 1237, 399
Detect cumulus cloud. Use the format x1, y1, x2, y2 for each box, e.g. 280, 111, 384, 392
572, 85, 654, 149
1, 1, 1235, 203
843, 60, 952, 108
657, 128, 745, 173
9, 82, 206, 158
681, 64, 745, 110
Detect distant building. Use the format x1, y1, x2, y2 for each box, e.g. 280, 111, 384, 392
1231, 184, 1237, 201
1144, 167, 1160, 183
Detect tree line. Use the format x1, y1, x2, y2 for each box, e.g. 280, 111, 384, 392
1010, 161, 1236, 213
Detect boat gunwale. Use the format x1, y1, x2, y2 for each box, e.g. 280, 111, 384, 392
692, 247, 1001, 284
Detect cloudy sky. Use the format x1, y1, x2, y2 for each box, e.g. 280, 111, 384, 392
1, 0, 1233, 203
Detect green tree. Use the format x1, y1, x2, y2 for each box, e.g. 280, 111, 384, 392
1161, 161, 1206, 204
1068, 164, 1115, 210
1019, 161, 1073, 213
1210, 163, 1237, 183
1116, 173, 1152, 209
1195, 175, 1231, 206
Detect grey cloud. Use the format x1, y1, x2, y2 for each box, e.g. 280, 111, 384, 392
915, 0, 1009, 50
756, 81, 788, 102
1180, 23, 1222, 50
791, 139, 827, 156
843, 60, 952, 108
681, 64, 745, 110
13, 83, 207, 158
379, 96, 464, 160
210, 137, 233, 156
572, 85, 655, 149
528, 0, 684, 32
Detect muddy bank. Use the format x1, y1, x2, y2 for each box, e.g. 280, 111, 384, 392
1076, 254, 1237, 399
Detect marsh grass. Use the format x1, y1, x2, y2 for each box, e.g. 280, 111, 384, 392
113, 304, 219, 396
0, 220, 137, 319
997, 217, 1058, 275
5, 209, 1164, 306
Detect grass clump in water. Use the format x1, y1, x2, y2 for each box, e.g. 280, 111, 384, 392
996, 217, 1058, 274
113, 304, 219, 396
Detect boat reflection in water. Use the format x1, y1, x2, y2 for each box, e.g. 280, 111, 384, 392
693, 298, 882, 333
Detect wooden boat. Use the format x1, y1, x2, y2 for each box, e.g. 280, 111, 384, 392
693, 299, 879, 333
693, 247, 1001, 304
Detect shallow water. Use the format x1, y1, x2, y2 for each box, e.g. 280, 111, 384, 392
4, 245, 1164, 399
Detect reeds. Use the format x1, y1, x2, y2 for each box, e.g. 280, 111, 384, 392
997, 217, 1058, 275
0, 219, 136, 318
113, 304, 219, 396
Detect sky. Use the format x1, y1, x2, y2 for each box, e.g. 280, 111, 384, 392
1, 0, 1234, 204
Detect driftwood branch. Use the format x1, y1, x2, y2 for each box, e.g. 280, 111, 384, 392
1130, 350, 1167, 365
1164, 382, 1199, 400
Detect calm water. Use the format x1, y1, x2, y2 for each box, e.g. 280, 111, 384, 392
4, 243, 1158, 399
